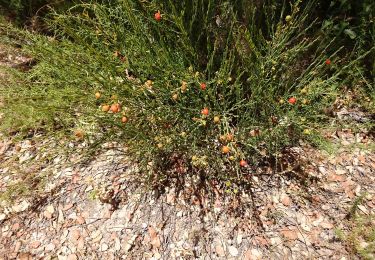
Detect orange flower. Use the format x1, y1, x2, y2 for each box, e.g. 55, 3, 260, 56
240, 160, 247, 167
221, 146, 230, 154
288, 97, 296, 105
154, 11, 161, 21
102, 104, 110, 112
201, 107, 209, 116
121, 116, 128, 123
110, 103, 121, 113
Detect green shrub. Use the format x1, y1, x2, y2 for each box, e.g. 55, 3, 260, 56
1, 0, 372, 187
0, 0, 51, 23
336, 213, 375, 260
319, 0, 374, 99
0, 0, 83, 27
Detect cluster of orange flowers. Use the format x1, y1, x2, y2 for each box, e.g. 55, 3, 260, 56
96, 92, 128, 124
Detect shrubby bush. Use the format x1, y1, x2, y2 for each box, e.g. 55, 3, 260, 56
1, 0, 373, 187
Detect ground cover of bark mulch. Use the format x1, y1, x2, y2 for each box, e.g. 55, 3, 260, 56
0, 122, 374, 260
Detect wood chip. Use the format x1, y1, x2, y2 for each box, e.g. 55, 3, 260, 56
77, 237, 85, 250
76, 215, 85, 225
244, 248, 263, 260
29, 241, 41, 249
327, 173, 346, 182
320, 221, 333, 229
357, 205, 368, 214
63, 203, 74, 211
280, 229, 298, 240
43, 210, 53, 219
67, 254, 78, 260
148, 226, 161, 249
70, 229, 81, 240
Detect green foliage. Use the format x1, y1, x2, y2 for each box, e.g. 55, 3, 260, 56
0, 0, 83, 27
320, 0, 374, 91
335, 195, 375, 259
1, 0, 373, 187
336, 214, 375, 260
347, 193, 367, 219
0, 0, 50, 22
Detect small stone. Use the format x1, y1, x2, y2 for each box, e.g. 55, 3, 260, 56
100, 243, 109, 251
46, 205, 55, 214
228, 246, 239, 257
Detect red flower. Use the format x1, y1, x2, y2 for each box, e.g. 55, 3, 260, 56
154, 11, 161, 21
325, 59, 331, 65
288, 97, 297, 105
200, 82, 206, 90
201, 107, 209, 116
240, 160, 247, 167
